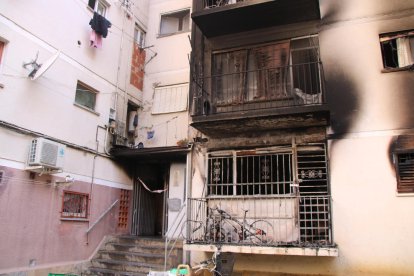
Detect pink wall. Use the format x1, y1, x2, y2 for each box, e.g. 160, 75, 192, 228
0, 166, 129, 271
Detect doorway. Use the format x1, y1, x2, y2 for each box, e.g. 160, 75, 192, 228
131, 164, 169, 237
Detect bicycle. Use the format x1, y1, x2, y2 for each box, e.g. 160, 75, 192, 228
192, 250, 222, 276
190, 206, 226, 243
213, 207, 274, 245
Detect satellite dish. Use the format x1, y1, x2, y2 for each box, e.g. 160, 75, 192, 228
28, 50, 60, 80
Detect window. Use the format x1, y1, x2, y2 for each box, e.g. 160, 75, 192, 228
395, 152, 414, 193
380, 30, 414, 70
88, 0, 108, 16
159, 9, 190, 36
207, 145, 328, 196
61, 191, 89, 219
152, 84, 188, 114
75, 81, 97, 111
211, 36, 322, 107
134, 24, 146, 48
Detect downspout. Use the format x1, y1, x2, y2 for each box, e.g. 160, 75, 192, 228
86, 125, 107, 245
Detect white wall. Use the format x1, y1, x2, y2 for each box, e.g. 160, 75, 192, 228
136, 0, 191, 148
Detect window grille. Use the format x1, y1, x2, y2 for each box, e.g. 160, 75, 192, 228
207, 144, 328, 197
61, 191, 89, 219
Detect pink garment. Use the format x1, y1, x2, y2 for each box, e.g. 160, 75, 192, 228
90, 30, 102, 49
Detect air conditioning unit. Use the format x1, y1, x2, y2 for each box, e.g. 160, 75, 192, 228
27, 138, 66, 169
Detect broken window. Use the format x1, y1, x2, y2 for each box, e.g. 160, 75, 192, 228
159, 9, 190, 36
211, 36, 322, 107
380, 30, 414, 69
61, 191, 89, 219
207, 144, 328, 197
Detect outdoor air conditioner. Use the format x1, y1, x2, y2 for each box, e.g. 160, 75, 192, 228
27, 138, 66, 170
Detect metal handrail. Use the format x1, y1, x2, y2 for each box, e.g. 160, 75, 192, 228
86, 199, 119, 234
164, 203, 186, 270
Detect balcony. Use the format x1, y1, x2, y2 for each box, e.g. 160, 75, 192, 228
185, 195, 338, 256
191, 61, 329, 137
192, 0, 321, 37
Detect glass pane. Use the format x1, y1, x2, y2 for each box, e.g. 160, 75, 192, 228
75, 84, 96, 110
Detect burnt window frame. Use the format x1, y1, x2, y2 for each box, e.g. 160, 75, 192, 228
380, 29, 414, 72
61, 191, 89, 220
394, 151, 414, 194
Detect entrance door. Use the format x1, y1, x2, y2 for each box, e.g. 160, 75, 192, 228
131, 166, 168, 236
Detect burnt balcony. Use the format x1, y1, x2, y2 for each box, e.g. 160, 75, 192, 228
191, 61, 329, 137
192, 0, 321, 37
185, 195, 337, 256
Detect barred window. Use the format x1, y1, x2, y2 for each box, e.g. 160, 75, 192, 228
207, 151, 293, 196
207, 145, 328, 197
61, 191, 89, 219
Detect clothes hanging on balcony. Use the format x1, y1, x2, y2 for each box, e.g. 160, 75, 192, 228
90, 30, 102, 48
89, 12, 112, 38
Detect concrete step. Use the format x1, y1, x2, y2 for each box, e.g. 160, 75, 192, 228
104, 242, 182, 256
91, 258, 165, 274
109, 236, 183, 248
95, 250, 178, 266
86, 266, 149, 276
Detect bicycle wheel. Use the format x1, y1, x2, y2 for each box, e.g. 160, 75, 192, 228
247, 220, 274, 245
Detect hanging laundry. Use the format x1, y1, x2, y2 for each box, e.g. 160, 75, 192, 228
89, 12, 111, 38
90, 30, 102, 48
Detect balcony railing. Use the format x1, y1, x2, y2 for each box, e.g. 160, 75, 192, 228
203, 0, 245, 9
187, 195, 334, 248
192, 62, 325, 116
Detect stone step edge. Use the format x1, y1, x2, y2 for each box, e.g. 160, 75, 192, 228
87, 266, 149, 276
92, 258, 166, 269
106, 242, 183, 250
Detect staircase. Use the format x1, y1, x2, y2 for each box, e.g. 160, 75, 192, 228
84, 235, 183, 276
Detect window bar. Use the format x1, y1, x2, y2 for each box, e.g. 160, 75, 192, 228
233, 151, 237, 196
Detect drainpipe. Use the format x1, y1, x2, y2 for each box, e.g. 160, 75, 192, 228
184, 148, 193, 264
86, 125, 107, 245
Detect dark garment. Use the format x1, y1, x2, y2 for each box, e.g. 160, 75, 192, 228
89, 12, 111, 38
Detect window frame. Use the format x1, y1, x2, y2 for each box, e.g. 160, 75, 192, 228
206, 144, 329, 197
88, 0, 109, 16
159, 9, 191, 37
394, 151, 414, 194
74, 81, 98, 113
61, 191, 89, 220
134, 23, 146, 48
379, 29, 414, 72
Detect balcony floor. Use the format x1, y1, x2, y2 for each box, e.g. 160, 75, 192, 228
184, 243, 338, 257
191, 105, 329, 138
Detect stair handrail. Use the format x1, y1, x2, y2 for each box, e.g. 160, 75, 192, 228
86, 199, 119, 234
164, 203, 186, 271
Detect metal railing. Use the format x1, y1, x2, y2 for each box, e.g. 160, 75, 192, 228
187, 195, 333, 248
203, 0, 245, 9
164, 203, 186, 270
86, 199, 119, 234
192, 62, 325, 116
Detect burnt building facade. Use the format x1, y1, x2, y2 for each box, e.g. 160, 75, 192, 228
185, 0, 414, 275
